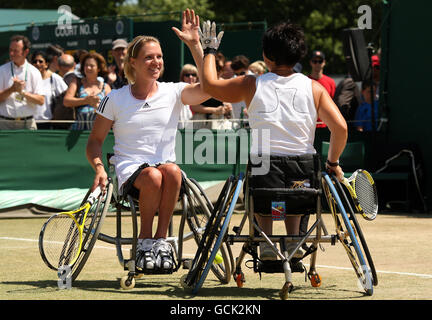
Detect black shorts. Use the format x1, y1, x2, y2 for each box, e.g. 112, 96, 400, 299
248, 154, 321, 217
121, 161, 175, 200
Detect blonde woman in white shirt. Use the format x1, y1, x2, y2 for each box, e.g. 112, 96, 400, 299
194, 20, 348, 260
86, 9, 210, 272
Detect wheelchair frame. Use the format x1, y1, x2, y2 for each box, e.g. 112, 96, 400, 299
92, 157, 233, 289
56, 156, 233, 289
183, 170, 377, 299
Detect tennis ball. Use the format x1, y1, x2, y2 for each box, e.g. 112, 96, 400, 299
214, 253, 223, 264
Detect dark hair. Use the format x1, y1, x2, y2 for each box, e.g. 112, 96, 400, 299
231, 55, 250, 71
31, 51, 48, 63
361, 79, 376, 91
73, 49, 88, 64
262, 22, 307, 66
10, 35, 31, 51
45, 44, 63, 64
80, 52, 108, 77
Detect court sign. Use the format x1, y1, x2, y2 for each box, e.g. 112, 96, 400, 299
27, 17, 133, 52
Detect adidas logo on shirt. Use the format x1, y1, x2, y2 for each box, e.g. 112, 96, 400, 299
142, 102, 151, 109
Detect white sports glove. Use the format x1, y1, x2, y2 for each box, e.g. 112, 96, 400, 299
199, 20, 224, 55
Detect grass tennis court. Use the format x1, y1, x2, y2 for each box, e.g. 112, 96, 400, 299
1, 211, 432, 300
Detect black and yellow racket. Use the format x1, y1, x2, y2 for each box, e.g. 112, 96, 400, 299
39, 186, 102, 270
341, 169, 378, 221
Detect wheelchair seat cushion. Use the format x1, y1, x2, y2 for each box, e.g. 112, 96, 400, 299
249, 154, 321, 216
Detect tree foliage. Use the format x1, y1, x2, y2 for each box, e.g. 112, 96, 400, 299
208, 0, 383, 74
118, 0, 215, 21
3, 0, 126, 18
5, 0, 384, 74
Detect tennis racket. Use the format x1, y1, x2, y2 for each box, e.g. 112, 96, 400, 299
341, 169, 378, 221
39, 186, 102, 271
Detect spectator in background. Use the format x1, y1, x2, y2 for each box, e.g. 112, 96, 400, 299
178, 63, 196, 129
371, 54, 380, 99
334, 74, 361, 129
0, 35, 44, 130
353, 80, 379, 132
231, 55, 253, 123
73, 49, 88, 78
249, 60, 267, 76
63, 52, 111, 130
31, 50, 68, 129
55, 53, 77, 129
222, 60, 234, 79
107, 39, 129, 89
231, 55, 253, 77
46, 44, 64, 73
308, 50, 335, 128
190, 53, 233, 130
58, 53, 77, 86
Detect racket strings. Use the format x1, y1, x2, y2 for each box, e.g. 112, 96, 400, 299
355, 173, 378, 215
44, 212, 82, 268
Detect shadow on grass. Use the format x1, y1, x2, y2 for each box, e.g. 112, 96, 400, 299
1, 278, 369, 300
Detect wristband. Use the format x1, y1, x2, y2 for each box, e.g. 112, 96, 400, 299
203, 47, 217, 56
326, 159, 339, 167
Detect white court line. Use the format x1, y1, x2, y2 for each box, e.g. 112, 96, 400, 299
2, 236, 432, 279
0, 236, 115, 251
305, 263, 432, 279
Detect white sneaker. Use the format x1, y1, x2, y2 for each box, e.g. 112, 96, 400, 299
153, 238, 174, 270
137, 238, 156, 270
259, 242, 277, 261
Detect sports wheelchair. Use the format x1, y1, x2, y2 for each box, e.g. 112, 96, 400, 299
181, 154, 377, 299
55, 154, 233, 289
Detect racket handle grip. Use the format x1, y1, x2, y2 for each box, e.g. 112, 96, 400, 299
87, 186, 102, 205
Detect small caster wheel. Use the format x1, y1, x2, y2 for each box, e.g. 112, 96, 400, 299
310, 273, 322, 287
180, 274, 193, 290
279, 282, 293, 300
234, 272, 245, 288
120, 275, 135, 290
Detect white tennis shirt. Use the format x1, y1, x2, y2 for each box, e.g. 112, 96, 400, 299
247, 72, 317, 156
96, 82, 188, 190
0, 60, 44, 118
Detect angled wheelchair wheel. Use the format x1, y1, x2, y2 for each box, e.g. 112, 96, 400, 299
333, 178, 378, 287
322, 173, 373, 296
70, 181, 113, 281
183, 178, 232, 284
192, 173, 244, 295
181, 175, 235, 291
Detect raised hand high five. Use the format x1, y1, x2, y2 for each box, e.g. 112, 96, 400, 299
172, 8, 201, 48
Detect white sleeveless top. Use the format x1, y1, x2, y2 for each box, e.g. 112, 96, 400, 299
248, 72, 317, 156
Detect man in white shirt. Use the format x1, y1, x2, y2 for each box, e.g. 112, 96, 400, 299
0, 35, 44, 130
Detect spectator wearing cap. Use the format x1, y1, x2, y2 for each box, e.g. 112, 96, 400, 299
308, 50, 336, 128
308, 50, 336, 98
0, 35, 44, 130
107, 39, 129, 89
371, 54, 380, 99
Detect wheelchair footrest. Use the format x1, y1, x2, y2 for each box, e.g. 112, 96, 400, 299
134, 268, 174, 275
255, 259, 305, 274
